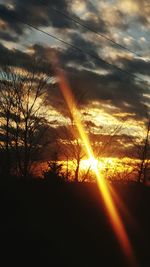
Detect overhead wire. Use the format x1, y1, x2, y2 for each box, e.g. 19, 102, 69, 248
1, 7, 149, 89
51, 6, 141, 57
33, 0, 141, 58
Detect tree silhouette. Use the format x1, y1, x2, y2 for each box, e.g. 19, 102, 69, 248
43, 152, 65, 183
0, 67, 18, 176
134, 118, 150, 183
0, 64, 51, 178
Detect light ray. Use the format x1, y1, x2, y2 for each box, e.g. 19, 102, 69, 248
52, 54, 138, 267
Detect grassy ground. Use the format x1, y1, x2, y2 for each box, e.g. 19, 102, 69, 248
0, 179, 150, 266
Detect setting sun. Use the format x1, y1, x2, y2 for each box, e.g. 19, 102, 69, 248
81, 157, 98, 171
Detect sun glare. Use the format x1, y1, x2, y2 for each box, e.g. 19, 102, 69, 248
52, 54, 138, 267
81, 157, 98, 170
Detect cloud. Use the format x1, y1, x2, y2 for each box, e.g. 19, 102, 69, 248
61, 32, 106, 69
0, 0, 108, 43
1, 37, 149, 121
26, 43, 149, 120
0, 31, 18, 41
116, 0, 150, 29
0, 0, 72, 41
118, 0, 140, 14
0, 0, 149, 122
0, 0, 149, 63
118, 56, 150, 76
0, 4, 22, 33
0, 43, 53, 74
65, 67, 148, 117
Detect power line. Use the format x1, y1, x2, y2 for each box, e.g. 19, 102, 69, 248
34, 0, 141, 58
0, 9, 149, 87
51, 6, 141, 58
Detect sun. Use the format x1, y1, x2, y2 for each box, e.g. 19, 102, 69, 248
81, 157, 98, 171
89, 157, 98, 170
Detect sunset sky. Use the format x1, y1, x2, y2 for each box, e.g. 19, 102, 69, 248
0, 0, 150, 175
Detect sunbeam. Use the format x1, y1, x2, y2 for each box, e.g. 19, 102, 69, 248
52, 54, 138, 267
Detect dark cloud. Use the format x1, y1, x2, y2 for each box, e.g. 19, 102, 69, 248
0, 0, 108, 42
0, 0, 72, 41
26, 43, 149, 119
61, 32, 105, 69
44, 65, 148, 120
118, 56, 150, 76
0, 43, 30, 66
32, 36, 108, 73
0, 31, 18, 41
80, 16, 107, 34
74, 0, 107, 34
0, 0, 149, 47
73, 67, 149, 117
0, 4, 24, 34
0, 43, 53, 74
1, 40, 148, 120
15, 0, 72, 29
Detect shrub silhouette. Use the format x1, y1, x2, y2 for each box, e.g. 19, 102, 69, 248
43, 161, 65, 183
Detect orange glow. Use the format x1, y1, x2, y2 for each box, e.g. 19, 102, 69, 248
52, 55, 138, 267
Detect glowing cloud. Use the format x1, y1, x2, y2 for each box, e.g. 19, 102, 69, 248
118, 0, 140, 14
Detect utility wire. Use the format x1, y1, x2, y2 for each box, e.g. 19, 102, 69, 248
0, 9, 149, 87
35, 0, 141, 57
51, 7, 141, 58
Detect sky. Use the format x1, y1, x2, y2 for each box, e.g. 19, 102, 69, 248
0, 0, 150, 162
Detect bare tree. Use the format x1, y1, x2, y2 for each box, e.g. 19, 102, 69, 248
69, 135, 85, 182
55, 89, 87, 182
132, 118, 150, 183
0, 67, 20, 176
0, 65, 50, 178
57, 124, 85, 182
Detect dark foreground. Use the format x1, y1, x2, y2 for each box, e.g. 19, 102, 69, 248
0, 179, 150, 267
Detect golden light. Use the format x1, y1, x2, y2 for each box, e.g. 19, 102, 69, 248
81, 157, 98, 171
80, 157, 133, 177
51, 54, 138, 267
